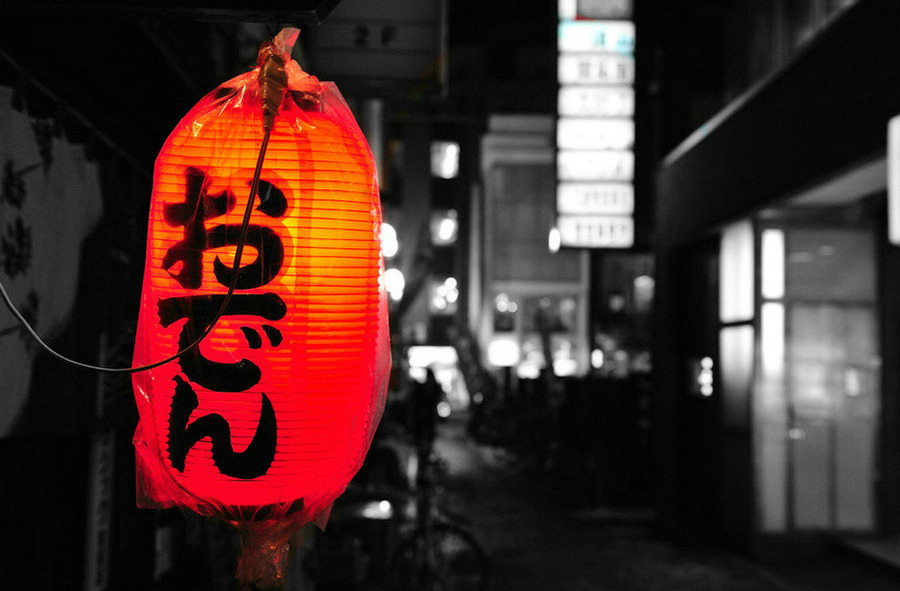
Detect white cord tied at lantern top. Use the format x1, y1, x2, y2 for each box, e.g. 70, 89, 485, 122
0, 29, 302, 374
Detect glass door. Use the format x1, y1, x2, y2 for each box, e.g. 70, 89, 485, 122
756, 224, 880, 533
788, 302, 879, 530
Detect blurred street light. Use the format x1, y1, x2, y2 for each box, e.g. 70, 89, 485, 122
381, 222, 399, 258
384, 267, 405, 302
431, 140, 460, 179
431, 209, 459, 245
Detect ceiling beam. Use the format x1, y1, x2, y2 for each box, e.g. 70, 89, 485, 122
2, 0, 342, 24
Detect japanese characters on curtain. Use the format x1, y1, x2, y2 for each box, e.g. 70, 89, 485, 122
0, 85, 103, 437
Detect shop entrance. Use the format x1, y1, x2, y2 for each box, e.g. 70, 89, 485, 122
759, 224, 880, 533
788, 301, 879, 530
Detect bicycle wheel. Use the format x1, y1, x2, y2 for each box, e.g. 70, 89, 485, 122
386, 523, 489, 591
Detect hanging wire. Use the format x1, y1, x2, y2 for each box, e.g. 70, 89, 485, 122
0, 36, 289, 374
0, 127, 272, 373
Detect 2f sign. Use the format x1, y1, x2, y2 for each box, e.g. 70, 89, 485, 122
889, 115, 900, 245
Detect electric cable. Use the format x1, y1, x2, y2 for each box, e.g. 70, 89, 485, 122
0, 38, 288, 374
0, 127, 271, 373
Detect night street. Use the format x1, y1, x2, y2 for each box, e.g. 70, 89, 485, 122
431, 414, 900, 591
7, 2, 900, 589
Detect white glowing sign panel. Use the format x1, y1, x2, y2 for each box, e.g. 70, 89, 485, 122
557, 118, 634, 150
557, 150, 633, 181
557, 215, 634, 248
558, 53, 634, 85
557, 182, 634, 215
558, 20, 635, 53
557, 1, 635, 250
559, 0, 633, 20
888, 114, 900, 245
558, 86, 634, 117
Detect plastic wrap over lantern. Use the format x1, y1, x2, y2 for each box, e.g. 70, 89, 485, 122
131, 29, 390, 583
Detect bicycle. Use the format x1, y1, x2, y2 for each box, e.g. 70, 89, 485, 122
385, 449, 489, 591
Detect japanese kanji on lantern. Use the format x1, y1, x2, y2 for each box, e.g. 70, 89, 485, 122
131, 28, 390, 588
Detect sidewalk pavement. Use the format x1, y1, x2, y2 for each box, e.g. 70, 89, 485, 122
433, 415, 900, 591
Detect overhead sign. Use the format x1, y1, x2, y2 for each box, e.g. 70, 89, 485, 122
556, 0, 636, 249
557, 150, 634, 181
557, 215, 634, 248
889, 114, 900, 245
309, 0, 445, 90
557, 182, 634, 215
558, 86, 634, 117
558, 53, 634, 85
558, 0, 633, 19
557, 118, 634, 150
558, 21, 635, 53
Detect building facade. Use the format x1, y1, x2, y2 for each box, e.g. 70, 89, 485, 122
654, 0, 900, 557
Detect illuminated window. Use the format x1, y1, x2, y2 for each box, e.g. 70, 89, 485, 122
381, 222, 399, 258
383, 268, 405, 302
430, 209, 459, 245
548, 227, 562, 253
487, 337, 520, 367
429, 277, 459, 315
719, 220, 754, 323
761, 229, 785, 300
431, 141, 460, 179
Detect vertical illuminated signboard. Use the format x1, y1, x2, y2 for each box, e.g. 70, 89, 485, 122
556, 0, 635, 248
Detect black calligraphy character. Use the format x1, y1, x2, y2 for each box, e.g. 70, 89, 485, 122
157, 292, 287, 392
209, 179, 287, 289
262, 324, 284, 346
239, 324, 284, 350
207, 224, 283, 289
163, 169, 288, 289
167, 375, 277, 479
1, 217, 32, 278
253, 180, 288, 217
162, 167, 236, 289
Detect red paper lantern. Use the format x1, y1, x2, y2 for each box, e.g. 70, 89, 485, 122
130, 30, 390, 582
